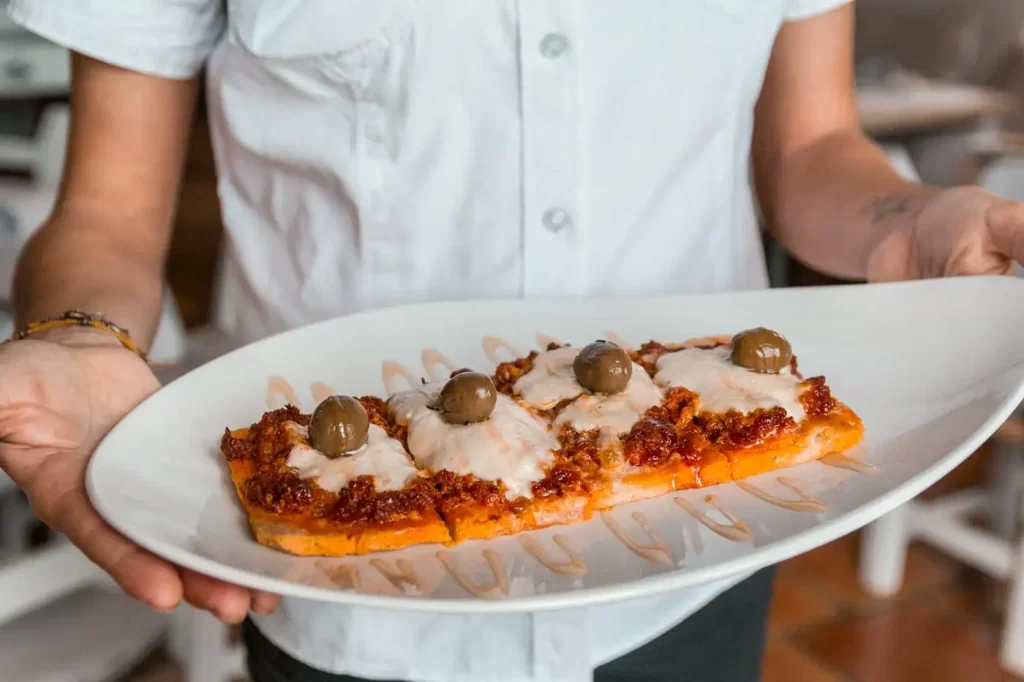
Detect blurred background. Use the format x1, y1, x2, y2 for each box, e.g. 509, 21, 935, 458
4, 1, 1024, 681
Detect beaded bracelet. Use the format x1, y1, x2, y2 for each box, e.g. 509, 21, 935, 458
6, 310, 148, 361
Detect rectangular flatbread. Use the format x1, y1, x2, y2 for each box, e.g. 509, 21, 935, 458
221, 332, 863, 556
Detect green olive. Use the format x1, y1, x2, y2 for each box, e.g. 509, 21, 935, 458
573, 340, 632, 394
730, 328, 792, 374
437, 371, 497, 425
308, 395, 369, 457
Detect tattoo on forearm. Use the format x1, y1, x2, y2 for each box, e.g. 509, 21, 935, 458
868, 195, 911, 223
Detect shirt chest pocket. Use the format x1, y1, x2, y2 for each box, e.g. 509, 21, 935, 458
229, 0, 419, 59
225, 0, 420, 167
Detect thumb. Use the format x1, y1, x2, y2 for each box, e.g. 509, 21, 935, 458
985, 200, 1024, 270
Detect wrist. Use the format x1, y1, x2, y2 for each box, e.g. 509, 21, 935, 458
864, 186, 943, 282
22, 324, 128, 349
866, 222, 915, 282
9, 310, 150, 359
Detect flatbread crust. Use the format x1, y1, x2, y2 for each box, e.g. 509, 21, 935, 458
225, 455, 452, 556
436, 494, 594, 543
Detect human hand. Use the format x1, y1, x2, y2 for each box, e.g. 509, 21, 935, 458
0, 329, 280, 622
867, 186, 1024, 281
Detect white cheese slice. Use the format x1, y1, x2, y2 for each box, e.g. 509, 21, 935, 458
284, 422, 419, 492
388, 384, 557, 500
512, 346, 583, 408
553, 370, 663, 448
514, 345, 665, 447
654, 346, 805, 420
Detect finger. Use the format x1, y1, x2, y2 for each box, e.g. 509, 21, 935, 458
37, 484, 182, 611
985, 201, 1024, 268
252, 590, 282, 616
180, 569, 252, 624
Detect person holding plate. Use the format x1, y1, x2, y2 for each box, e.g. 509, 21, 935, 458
1, 2, 1023, 681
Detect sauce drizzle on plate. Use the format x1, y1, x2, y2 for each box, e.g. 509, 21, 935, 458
521, 534, 588, 577
601, 512, 673, 566
482, 336, 524, 365
675, 496, 754, 542
735, 477, 827, 513
371, 558, 425, 593
820, 453, 879, 475
437, 549, 509, 599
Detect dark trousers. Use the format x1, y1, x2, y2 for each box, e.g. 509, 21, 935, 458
245, 566, 776, 682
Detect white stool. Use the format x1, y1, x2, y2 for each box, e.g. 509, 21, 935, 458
0, 527, 167, 682
859, 418, 1024, 676
0, 586, 167, 682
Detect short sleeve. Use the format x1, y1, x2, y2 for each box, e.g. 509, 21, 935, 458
785, 0, 852, 21
7, 0, 225, 79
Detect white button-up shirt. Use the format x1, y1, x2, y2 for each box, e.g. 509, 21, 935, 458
10, 1, 849, 679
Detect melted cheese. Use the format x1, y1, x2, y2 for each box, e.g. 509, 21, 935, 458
512, 346, 584, 408
554, 370, 663, 448
285, 423, 418, 492
514, 346, 664, 448
389, 384, 556, 499
654, 346, 806, 420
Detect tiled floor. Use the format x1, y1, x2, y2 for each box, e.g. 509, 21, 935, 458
764, 534, 1019, 682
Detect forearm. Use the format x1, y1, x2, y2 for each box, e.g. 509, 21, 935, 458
762, 130, 938, 281
11, 54, 198, 348
14, 205, 168, 347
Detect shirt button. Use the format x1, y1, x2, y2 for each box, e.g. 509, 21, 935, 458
542, 207, 573, 233
539, 33, 570, 59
